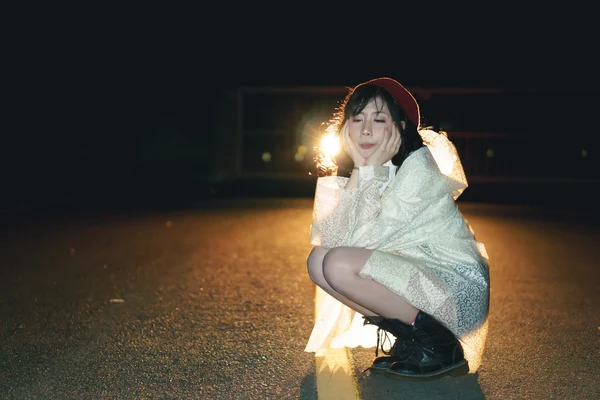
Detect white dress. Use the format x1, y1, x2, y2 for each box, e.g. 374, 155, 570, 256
305, 130, 490, 373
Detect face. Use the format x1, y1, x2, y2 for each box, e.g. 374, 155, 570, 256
347, 96, 403, 159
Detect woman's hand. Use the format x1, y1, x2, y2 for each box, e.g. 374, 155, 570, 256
366, 124, 401, 166
340, 122, 367, 167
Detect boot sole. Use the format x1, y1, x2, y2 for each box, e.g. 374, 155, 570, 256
366, 366, 389, 375
384, 360, 469, 381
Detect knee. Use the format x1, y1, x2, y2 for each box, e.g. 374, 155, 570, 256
307, 246, 327, 284
322, 247, 353, 288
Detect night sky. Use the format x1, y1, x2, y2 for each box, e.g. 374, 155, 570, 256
4, 9, 599, 210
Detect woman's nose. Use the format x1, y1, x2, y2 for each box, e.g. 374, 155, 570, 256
361, 122, 372, 136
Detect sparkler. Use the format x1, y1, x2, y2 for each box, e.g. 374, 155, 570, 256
314, 131, 340, 177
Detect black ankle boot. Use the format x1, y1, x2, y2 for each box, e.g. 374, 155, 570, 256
363, 316, 414, 373
386, 311, 469, 380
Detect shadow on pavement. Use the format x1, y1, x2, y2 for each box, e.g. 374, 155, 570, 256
357, 369, 486, 400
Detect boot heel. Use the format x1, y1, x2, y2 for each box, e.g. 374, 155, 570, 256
448, 361, 469, 377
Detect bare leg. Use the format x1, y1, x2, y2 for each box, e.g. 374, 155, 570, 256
307, 246, 378, 317
322, 247, 419, 324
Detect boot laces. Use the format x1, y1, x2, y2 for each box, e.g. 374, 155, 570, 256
364, 316, 418, 358
375, 327, 420, 358
375, 327, 394, 357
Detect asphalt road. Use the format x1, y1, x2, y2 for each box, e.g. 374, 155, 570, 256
0, 199, 598, 399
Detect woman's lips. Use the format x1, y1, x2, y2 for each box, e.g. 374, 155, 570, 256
360, 143, 375, 149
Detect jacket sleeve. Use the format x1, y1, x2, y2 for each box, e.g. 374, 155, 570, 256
309, 166, 390, 249
354, 151, 465, 249
311, 149, 464, 250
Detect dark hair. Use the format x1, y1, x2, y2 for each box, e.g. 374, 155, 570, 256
332, 84, 424, 172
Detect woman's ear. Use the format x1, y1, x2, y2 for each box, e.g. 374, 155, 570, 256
400, 121, 406, 131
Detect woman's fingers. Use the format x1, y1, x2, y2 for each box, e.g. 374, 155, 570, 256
392, 124, 401, 151
385, 125, 395, 152
339, 121, 365, 166
379, 126, 391, 151
366, 124, 401, 166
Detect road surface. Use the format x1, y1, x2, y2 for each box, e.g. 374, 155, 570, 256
0, 199, 598, 399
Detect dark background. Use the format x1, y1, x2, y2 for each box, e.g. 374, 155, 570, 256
4, 7, 599, 216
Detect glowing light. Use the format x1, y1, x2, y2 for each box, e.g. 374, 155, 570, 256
314, 132, 340, 177
262, 152, 272, 162
320, 133, 340, 159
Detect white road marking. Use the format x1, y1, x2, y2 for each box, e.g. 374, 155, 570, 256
315, 289, 360, 399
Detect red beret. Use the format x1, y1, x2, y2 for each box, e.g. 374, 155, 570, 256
354, 77, 420, 127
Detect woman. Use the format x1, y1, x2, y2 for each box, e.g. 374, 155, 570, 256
305, 77, 490, 380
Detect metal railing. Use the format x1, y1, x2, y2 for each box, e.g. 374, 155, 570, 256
234, 86, 599, 184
